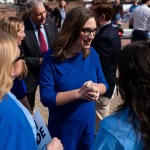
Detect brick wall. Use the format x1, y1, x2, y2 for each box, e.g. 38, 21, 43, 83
44, 1, 86, 10
0, 4, 16, 19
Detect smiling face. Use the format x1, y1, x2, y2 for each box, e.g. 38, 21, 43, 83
17, 26, 25, 46
73, 17, 97, 51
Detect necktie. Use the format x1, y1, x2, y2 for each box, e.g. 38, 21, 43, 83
37, 26, 48, 55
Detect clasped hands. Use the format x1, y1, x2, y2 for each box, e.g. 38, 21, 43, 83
79, 81, 100, 101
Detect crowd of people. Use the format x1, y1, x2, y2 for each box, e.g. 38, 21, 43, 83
0, 0, 150, 149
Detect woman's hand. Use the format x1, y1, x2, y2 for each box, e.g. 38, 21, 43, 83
46, 137, 63, 150
77, 81, 100, 101
85, 82, 100, 101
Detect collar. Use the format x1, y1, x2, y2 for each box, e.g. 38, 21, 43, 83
30, 18, 44, 30
97, 21, 111, 33
99, 20, 111, 29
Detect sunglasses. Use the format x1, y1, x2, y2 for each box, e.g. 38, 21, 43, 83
14, 50, 25, 63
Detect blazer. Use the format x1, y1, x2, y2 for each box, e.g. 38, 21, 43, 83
91, 23, 121, 98
21, 17, 57, 93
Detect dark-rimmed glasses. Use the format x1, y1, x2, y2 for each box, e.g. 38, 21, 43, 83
13, 50, 25, 63
81, 28, 98, 36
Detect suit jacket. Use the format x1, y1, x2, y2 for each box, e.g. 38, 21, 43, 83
21, 17, 57, 93
91, 23, 121, 98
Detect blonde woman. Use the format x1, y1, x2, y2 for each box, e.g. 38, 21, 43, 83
0, 30, 64, 150
0, 30, 37, 149
0, 16, 32, 113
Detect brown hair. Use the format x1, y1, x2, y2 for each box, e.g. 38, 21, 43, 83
52, 7, 94, 61
94, 0, 113, 21
118, 41, 150, 148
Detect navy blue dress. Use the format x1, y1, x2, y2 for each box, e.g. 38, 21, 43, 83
11, 78, 26, 100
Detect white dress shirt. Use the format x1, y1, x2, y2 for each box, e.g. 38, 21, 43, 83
30, 18, 49, 49
130, 4, 150, 31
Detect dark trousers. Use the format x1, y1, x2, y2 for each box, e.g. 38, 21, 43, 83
131, 30, 148, 42
26, 88, 37, 111
24, 72, 39, 111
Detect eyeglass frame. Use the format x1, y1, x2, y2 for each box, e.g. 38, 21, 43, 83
13, 49, 25, 63
81, 28, 98, 36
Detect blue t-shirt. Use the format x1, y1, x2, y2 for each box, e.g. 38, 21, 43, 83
129, 5, 139, 13
92, 107, 143, 150
112, 13, 121, 25
11, 78, 26, 100
9, 92, 37, 139
0, 93, 37, 150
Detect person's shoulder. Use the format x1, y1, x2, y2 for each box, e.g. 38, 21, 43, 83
100, 112, 118, 129
46, 17, 55, 24
42, 49, 56, 66
106, 24, 118, 33
24, 18, 31, 25
43, 49, 52, 60
100, 108, 129, 130
23, 18, 33, 31
90, 47, 98, 55
100, 108, 137, 137
99, 25, 120, 41
95, 108, 143, 149
99, 24, 117, 34
0, 93, 26, 121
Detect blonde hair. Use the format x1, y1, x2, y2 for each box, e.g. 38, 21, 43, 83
0, 30, 18, 100
0, 16, 28, 80
0, 16, 24, 39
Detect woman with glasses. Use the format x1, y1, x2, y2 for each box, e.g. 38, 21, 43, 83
0, 30, 64, 150
40, 7, 108, 150
0, 16, 32, 114
0, 16, 38, 140
0, 30, 38, 149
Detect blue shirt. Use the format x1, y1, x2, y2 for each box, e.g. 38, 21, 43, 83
9, 92, 37, 140
129, 5, 139, 13
112, 13, 121, 25
60, 8, 66, 21
0, 93, 38, 150
92, 107, 143, 150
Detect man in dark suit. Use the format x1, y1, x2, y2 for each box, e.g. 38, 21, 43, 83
91, 1, 121, 130
21, 0, 57, 111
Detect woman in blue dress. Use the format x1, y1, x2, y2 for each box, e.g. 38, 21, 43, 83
40, 7, 108, 150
